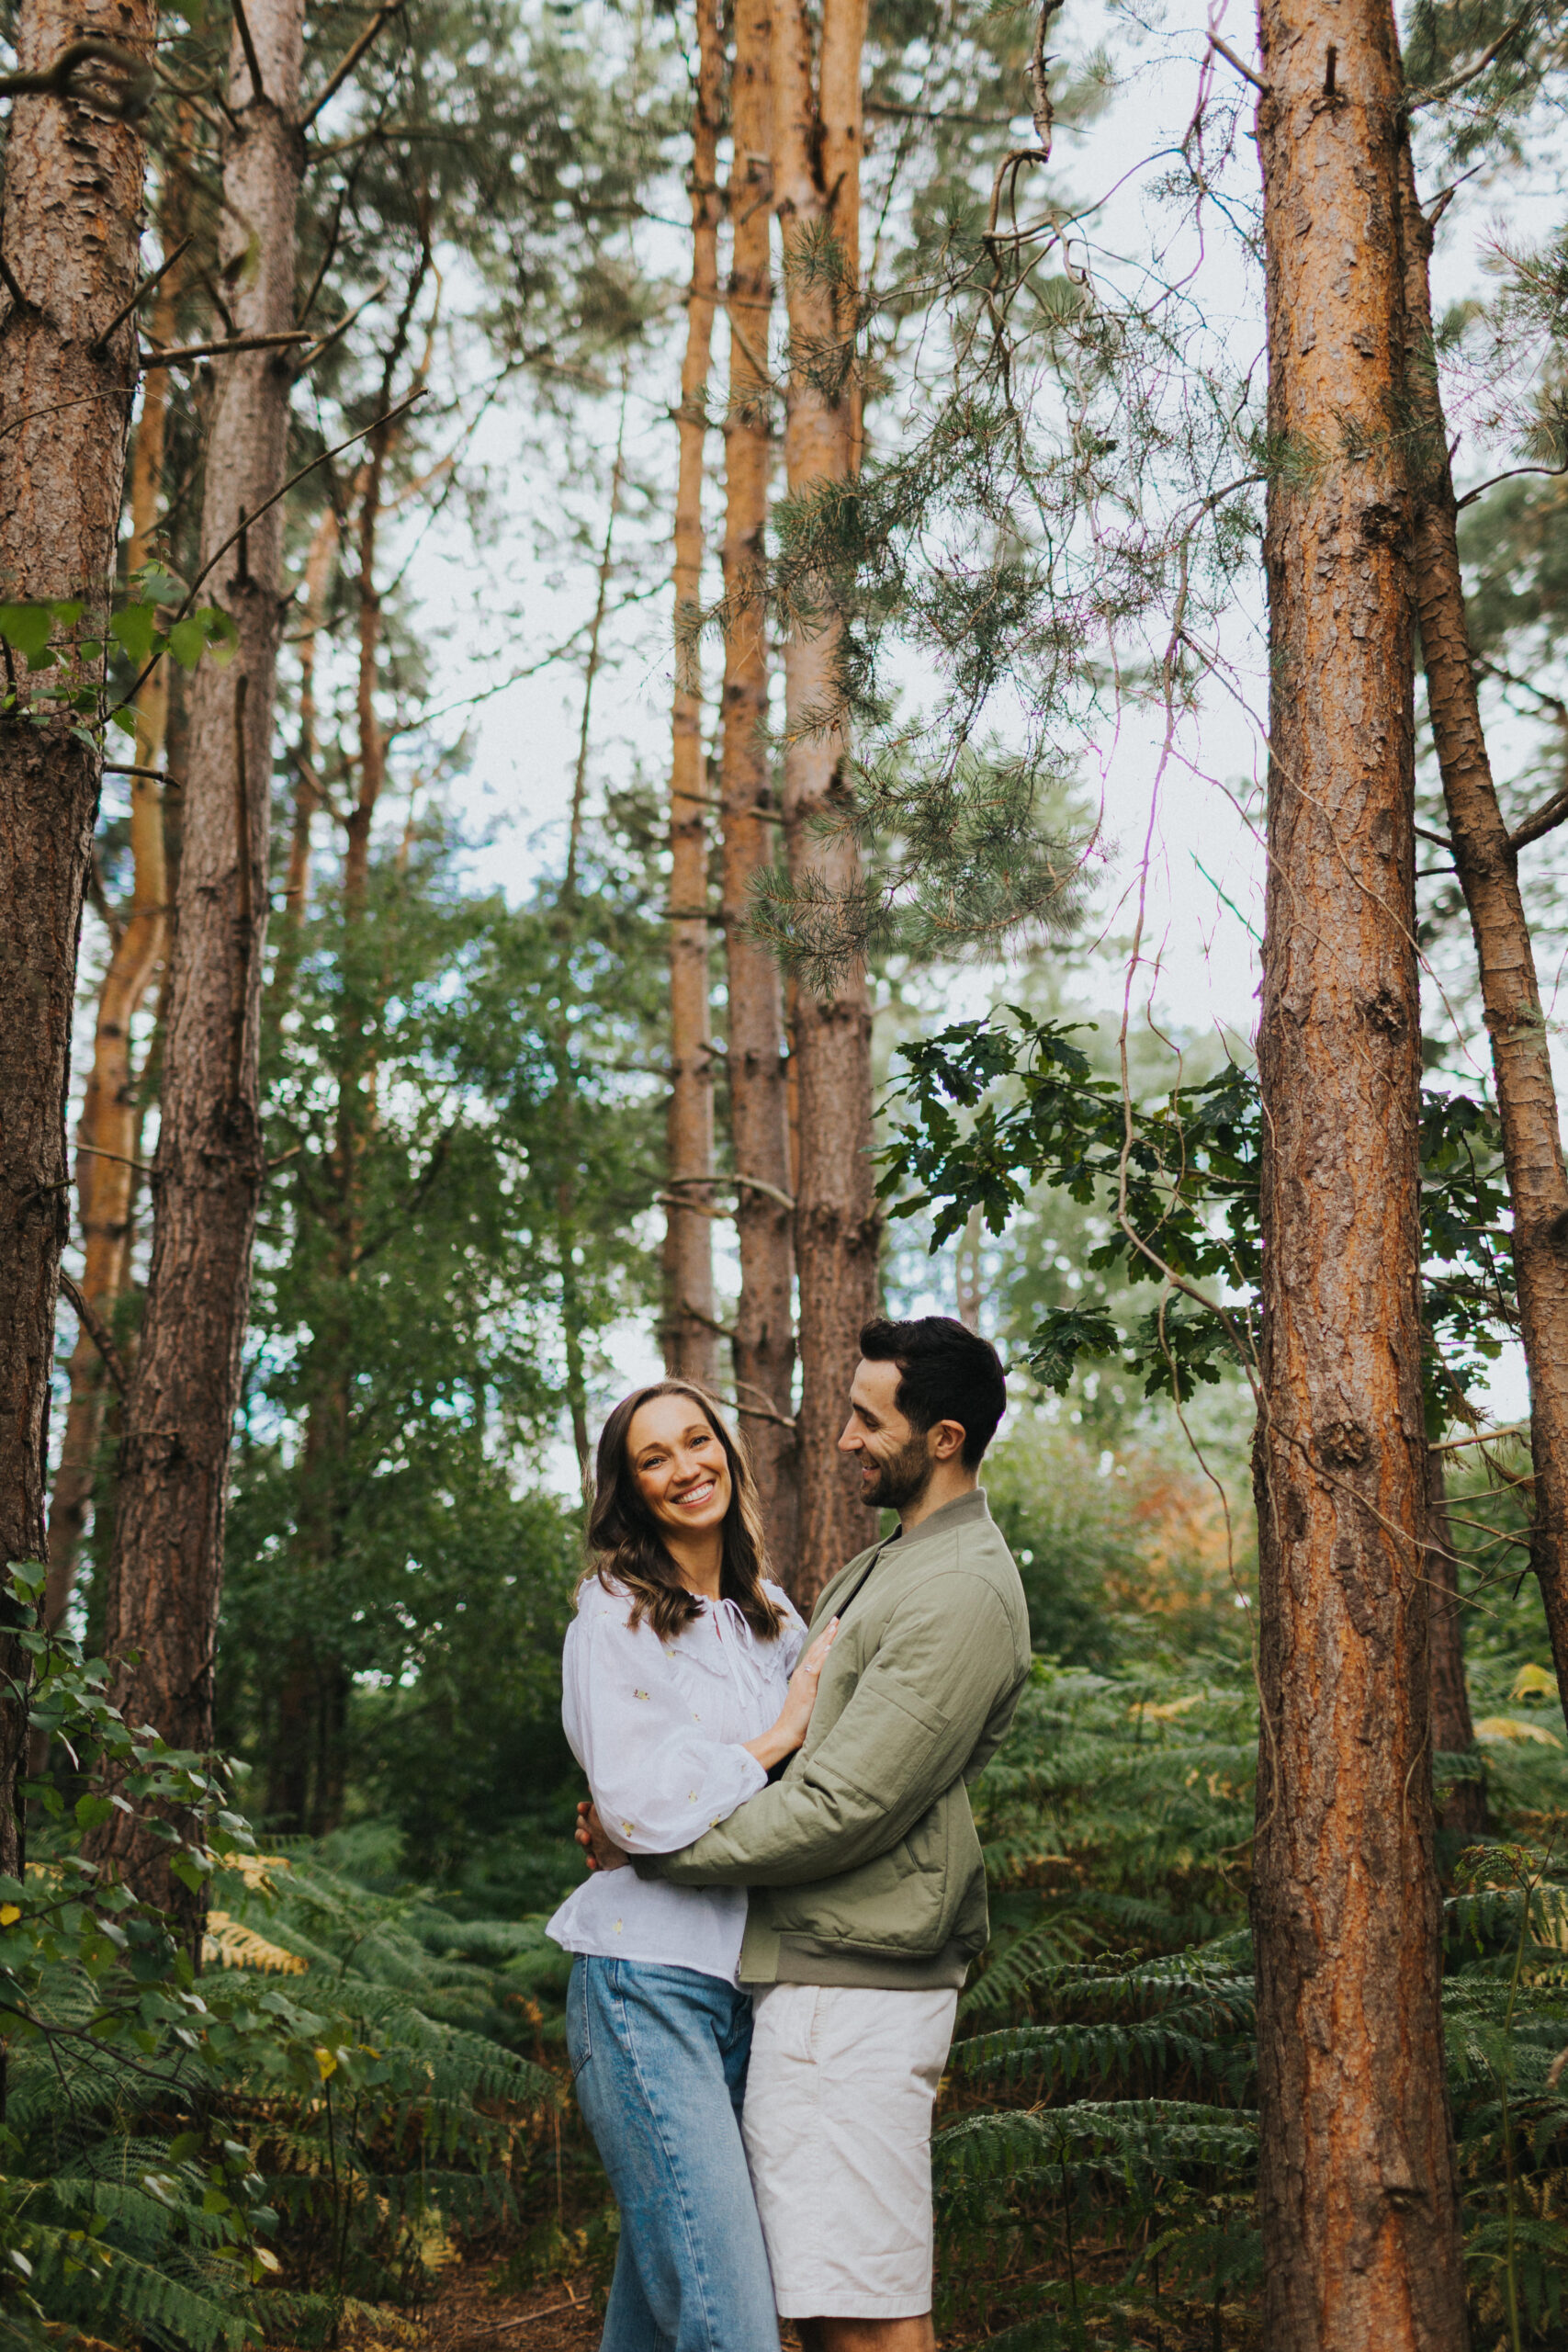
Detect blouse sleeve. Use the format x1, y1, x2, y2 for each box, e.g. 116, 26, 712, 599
561, 1600, 768, 1855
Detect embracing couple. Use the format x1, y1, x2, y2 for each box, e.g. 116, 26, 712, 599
546, 1315, 1031, 2352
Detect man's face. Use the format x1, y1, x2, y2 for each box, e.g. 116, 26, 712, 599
840, 1358, 935, 1514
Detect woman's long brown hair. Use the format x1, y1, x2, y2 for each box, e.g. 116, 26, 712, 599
585, 1382, 786, 1643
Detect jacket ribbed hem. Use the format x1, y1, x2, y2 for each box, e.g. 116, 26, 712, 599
742, 1933, 972, 1991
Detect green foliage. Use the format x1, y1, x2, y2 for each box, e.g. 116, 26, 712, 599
880, 1009, 1515, 1410
0, 593, 235, 748
0, 1568, 563, 2350
941, 1636, 1568, 2348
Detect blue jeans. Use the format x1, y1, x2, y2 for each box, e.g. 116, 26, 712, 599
567, 1957, 780, 2352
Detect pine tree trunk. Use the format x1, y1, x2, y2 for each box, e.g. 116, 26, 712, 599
1426, 1445, 1487, 1836
275, 289, 428, 1838
774, 0, 876, 1607
663, 0, 724, 1385
45, 204, 186, 1634
0, 0, 153, 1873
1249, 0, 1469, 2336
91, 0, 306, 1917
1400, 164, 1568, 1747
720, 0, 798, 1574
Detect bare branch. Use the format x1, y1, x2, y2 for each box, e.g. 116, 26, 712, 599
1407, 12, 1528, 108
90, 234, 193, 355
1207, 31, 1269, 94
0, 38, 155, 121
1508, 783, 1568, 854
141, 329, 310, 368
59, 1273, 129, 1397
298, 0, 405, 130
229, 0, 267, 103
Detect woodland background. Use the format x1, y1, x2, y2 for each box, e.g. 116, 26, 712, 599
3, 0, 1568, 2340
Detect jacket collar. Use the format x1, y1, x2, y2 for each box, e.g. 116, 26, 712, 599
812, 1487, 992, 1627
885, 1485, 990, 1552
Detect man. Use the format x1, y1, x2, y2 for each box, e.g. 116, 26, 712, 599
580, 1315, 1031, 2352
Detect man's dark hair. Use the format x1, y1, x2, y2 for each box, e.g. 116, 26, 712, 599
859, 1316, 1008, 1468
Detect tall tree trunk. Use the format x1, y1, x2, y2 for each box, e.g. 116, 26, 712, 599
45, 204, 187, 1634
562, 385, 629, 1487
720, 0, 798, 1575
1401, 161, 1568, 1746
282, 504, 339, 934
0, 0, 153, 1875
1426, 1445, 1487, 1836
270, 278, 430, 1838
1249, 0, 1468, 2339
773, 0, 876, 1607
92, 0, 306, 1919
663, 0, 724, 1385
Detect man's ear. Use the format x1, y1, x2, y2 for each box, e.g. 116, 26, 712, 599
930, 1419, 967, 1463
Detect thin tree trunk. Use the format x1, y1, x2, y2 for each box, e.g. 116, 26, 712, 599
1249, 0, 1468, 2336
720, 0, 798, 1575
557, 382, 630, 1493
664, 0, 724, 1385
0, 0, 153, 1879
45, 203, 186, 1634
92, 0, 306, 1920
774, 0, 876, 1607
284, 504, 339, 930
1401, 160, 1568, 1747
1426, 1445, 1487, 1836
271, 277, 430, 1838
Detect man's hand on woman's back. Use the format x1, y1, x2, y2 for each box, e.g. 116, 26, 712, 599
577, 1799, 630, 1872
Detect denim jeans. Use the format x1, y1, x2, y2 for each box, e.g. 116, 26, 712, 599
567, 1956, 780, 2352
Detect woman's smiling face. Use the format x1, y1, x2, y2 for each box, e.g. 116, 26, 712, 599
626, 1393, 733, 1547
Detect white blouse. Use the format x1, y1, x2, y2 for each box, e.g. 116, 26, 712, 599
547, 1573, 806, 1984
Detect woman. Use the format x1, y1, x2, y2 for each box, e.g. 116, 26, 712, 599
547, 1381, 837, 2352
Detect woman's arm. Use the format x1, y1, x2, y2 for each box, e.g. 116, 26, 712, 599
564, 1604, 768, 1856
577, 1616, 840, 1872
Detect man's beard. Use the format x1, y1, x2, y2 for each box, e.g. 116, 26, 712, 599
861, 1432, 934, 1513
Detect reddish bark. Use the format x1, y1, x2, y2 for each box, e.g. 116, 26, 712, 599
0, 0, 154, 1874
773, 0, 877, 1607
1402, 154, 1568, 1748
663, 0, 724, 1385
1249, 0, 1468, 2333
92, 0, 306, 1920
720, 0, 798, 1576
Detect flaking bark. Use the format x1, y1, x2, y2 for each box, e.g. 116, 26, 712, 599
720, 0, 799, 1576
1249, 0, 1468, 2337
1401, 156, 1568, 1749
91, 0, 306, 1919
46, 188, 186, 1634
0, 0, 154, 1875
774, 0, 876, 1606
663, 0, 724, 1386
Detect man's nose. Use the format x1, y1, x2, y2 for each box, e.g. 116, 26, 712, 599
838, 1417, 859, 1453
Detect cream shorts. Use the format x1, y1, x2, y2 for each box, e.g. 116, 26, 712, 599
740, 1981, 959, 2320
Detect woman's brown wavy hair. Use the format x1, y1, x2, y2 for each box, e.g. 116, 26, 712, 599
584, 1382, 786, 1644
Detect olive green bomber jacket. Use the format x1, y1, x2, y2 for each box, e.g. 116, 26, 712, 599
660, 1487, 1031, 1989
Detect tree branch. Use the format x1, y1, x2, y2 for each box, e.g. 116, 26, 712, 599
229, 0, 267, 104
0, 38, 154, 121
141, 329, 310, 368
1207, 32, 1269, 94
298, 0, 405, 130
1508, 783, 1568, 854
90, 235, 193, 355
1407, 13, 1528, 109
59, 1273, 129, 1397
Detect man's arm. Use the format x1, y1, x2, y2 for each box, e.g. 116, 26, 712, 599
658, 1573, 1017, 1888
